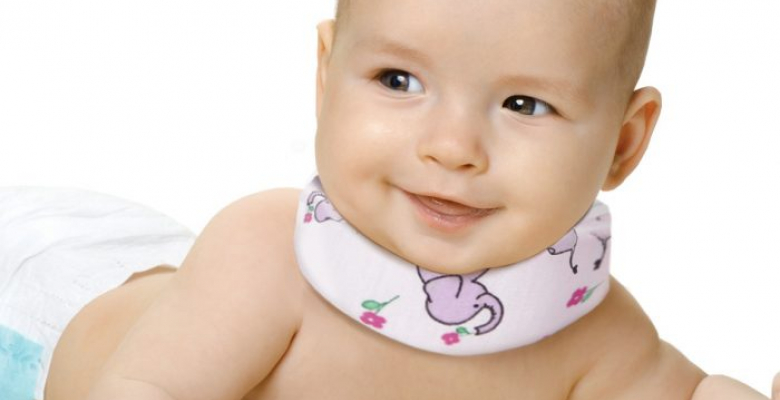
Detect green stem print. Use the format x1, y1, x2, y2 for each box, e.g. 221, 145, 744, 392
456, 327, 471, 335
362, 295, 400, 314
360, 295, 400, 330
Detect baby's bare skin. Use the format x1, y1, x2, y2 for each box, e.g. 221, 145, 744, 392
46, 2, 773, 395
48, 189, 707, 400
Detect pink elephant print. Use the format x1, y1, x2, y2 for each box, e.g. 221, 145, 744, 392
547, 212, 611, 274
305, 191, 343, 223
416, 266, 504, 335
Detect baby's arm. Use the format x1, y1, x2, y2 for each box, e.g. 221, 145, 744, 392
567, 279, 770, 400
86, 189, 303, 400
691, 375, 769, 400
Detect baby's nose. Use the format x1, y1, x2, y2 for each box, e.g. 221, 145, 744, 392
415, 114, 489, 174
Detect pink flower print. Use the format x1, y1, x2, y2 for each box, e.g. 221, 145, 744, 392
360, 312, 387, 329
442, 332, 460, 345
303, 212, 313, 223
359, 296, 398, 330
567, 282, 604, 308
567, 286, 588, 308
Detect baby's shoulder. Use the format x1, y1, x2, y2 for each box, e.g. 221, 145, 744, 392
224, 187, 301, 228
566, 278, 705, 400
199, 186, 305, 302
216, 187, 301, 246
204, 187, 300, 252
224, 185, 301, 258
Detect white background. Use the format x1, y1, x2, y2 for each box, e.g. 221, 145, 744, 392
1, 0, 778, 395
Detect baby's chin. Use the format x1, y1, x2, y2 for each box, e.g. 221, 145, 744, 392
413, 260, 496, 275
342, 200, 553, 274
385, 237, 541, 275
349, 226, 477, 274
347, 217, 548, 275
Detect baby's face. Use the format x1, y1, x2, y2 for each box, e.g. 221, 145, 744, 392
315, 0, 636, 274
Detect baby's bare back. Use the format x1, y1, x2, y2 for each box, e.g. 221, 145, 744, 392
53, 189, 705, 400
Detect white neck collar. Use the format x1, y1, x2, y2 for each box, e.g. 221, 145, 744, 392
294, 176, 612, 356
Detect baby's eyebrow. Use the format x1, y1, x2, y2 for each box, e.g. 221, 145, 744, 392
497, 74, 588, 106
352, 37, 433, 67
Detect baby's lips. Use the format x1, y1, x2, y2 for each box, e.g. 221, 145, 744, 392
415, 194, 494, 217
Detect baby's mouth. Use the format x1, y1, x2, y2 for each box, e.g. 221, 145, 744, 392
414, 194, 495, 217
403, 189, 498, 233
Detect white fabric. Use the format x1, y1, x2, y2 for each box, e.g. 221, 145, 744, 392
295, 176, 612, 356
0, 186, 196, 399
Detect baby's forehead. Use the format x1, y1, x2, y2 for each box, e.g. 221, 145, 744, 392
347, 4, 620, 65
339, 0, 652, 97
344, 0, 638, 28
347, 0, 634, 47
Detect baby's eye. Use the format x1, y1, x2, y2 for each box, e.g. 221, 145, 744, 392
502, 95, 554, 117
377, 69, 424, 93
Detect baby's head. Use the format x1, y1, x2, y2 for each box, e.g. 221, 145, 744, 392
313, 0, 661, 274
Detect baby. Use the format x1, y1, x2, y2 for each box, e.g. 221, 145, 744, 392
40, 0, 776, 399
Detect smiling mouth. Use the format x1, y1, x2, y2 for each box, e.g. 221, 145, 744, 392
415, 194, 495, 217
404, 191, 498, 232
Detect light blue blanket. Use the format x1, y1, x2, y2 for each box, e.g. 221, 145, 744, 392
0, 325, 43, 400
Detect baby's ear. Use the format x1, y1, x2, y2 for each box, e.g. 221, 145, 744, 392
316, 19, 336, 121
602, 87, 662, 191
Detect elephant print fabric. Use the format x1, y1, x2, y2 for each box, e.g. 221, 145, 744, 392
417, 267, 504, 336
303, 191, 343, 223
302, 188, 507, 338
547, 213, 611, 274
295, 176, 613, 355
416, 212, 610, 341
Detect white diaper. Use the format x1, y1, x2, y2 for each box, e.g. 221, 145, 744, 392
0, 187, 196, 400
